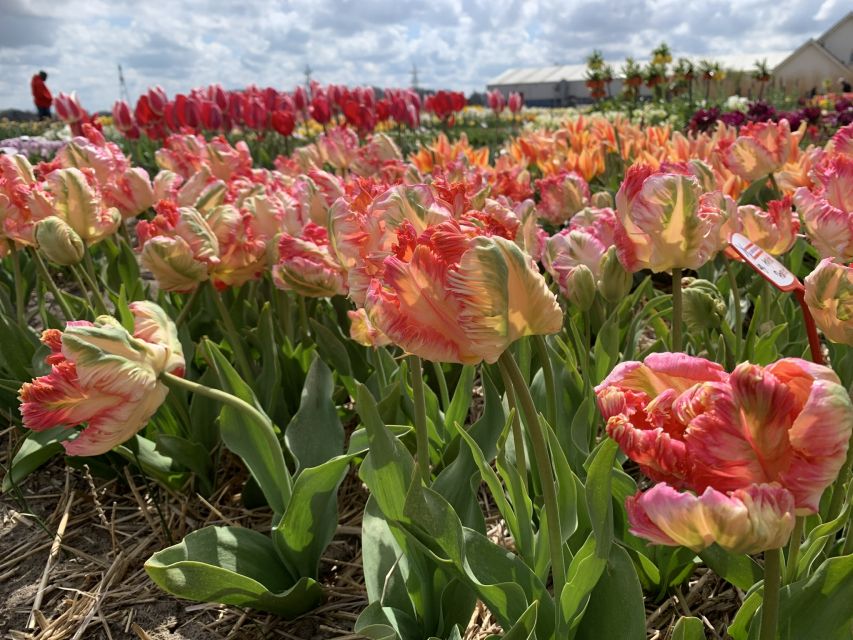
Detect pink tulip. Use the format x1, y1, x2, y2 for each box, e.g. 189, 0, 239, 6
19, 302, 184, 456
614, 164, 731, 272
535, 171, 591, 224
272, 222, 348, 297
736, 196, 799, 255
722, 119, 793, 182
627, 483, 795, 554
508, 92, 523, 114
112, 100, 135, 133
596, 353, 853, 515
486, 89, 505, 114
364, 218, 562, 364
543, 207, 618, 296
795, 154, 853, 260
147, 86, 169, 117
54, 92, 84, 124
804, 258, 853, 346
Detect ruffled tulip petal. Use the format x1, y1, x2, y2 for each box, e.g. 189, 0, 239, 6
141, 236, 210, 293
367, 245, 478, 364
804, 259, 853, 346
780, 378, 853, 513
597, 352, 726, 398
448, 235, 563, 363
627, 483, 795, 554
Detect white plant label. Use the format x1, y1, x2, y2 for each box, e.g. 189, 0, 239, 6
728, 232, 801, 291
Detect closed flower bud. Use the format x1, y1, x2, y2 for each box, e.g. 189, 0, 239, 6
597, 246, 632, 302
34, 217, 85, 265
591, 191, 613, 208
565, 264, 596, 311
682, 278, 727, 331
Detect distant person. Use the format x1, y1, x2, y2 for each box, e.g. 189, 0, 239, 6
809, 86, 817, 98
841, 77, 852, 93
31, 70, 52, 119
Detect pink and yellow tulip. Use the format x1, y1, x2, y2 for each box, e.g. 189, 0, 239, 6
597, 353, 853, 521
19, 302, 184, 456
804, 258, 853, 346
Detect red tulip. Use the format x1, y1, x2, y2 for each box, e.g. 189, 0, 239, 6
271, 110, 295, 137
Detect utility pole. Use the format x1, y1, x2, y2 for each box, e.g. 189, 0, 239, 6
410, 63, 419, 90
117, 64, 130, 103
304, 64, 313, 96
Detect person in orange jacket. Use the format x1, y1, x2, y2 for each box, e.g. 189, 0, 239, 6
31, 71, 53, 119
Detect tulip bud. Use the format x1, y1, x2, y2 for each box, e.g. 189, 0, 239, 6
591, 191, 613, 208
565, 265, 596, 311
34, 217, 85, 265
682, 278, 727, 331
597, 246, 632, 302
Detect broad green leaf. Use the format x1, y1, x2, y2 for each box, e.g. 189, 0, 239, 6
750, 554, 853, 640
586, 439, 619, 559
502, 600, 539, 640
285, 356, 344, 470
203, 339, 291, 515
310, 319, 352, 377
443, 365, 476, 435
145, 525, 322, 617
272, 455, 351, 579
558, 534, 607, 637
154, 433, 213, 494
401, 482, 554, 639
1, 426, 68, 492
575, 544, 645, 640
357, 384, 415, 521
116, 435, 189, 490
698, 545, 763, 591
354, 601, 420, 640
671, 616, 706, 640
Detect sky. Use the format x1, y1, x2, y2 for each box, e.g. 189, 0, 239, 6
0, 0, 848, 112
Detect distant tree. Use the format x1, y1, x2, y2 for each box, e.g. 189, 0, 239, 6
622, 57, 644, 102
753, 59, 771, 99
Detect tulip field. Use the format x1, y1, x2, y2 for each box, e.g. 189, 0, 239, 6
2, 82, 853, 640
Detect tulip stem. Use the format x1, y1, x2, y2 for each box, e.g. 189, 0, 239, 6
785, 516, 805, 584
498, 351, 566, 598
533, 335, 557, 432
672, 268, 683, 353
72, 263, 109, 316
298, 295, 311, 341
175, 286, 202, 327
409, 355, 431, 483
211, 289, 254, 382
30, 249, 74, 322
497, 362, 528, 487
760, 548, 781, 640
768, 172, 782, 200
824, 446, 853, 554
725, 260, 743, 358
160, 372, 271, 437
8, 243, 27, 327
431, 361, 450, 411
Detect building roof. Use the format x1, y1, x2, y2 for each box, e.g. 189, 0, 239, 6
773, 39, 851, 75
773, 11, 853, 73
488, 52, 789, 87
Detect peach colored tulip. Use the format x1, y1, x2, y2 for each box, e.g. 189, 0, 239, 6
596, 353, 853, 515
804, 258, 853, 346
19, 302, 184, 456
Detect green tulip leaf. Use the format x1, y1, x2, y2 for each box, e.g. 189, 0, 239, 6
145, 525, 323, 617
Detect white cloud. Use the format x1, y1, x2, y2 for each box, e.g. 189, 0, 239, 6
0, 0, 846, 112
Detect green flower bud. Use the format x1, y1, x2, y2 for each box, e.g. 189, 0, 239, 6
566, 264, 596, 311
34, 216, 85, 266
597, 246, 632, 302
682, 278, 727, 331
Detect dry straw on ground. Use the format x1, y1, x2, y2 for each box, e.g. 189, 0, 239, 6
1, 424, 741, 639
